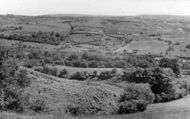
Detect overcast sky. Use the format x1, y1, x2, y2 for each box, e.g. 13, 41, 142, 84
0, 0, 190, 16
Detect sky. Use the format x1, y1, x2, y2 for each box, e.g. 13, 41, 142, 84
0, 0, 190, 16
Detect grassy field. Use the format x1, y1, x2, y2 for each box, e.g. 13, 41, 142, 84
115, 39, 168, 55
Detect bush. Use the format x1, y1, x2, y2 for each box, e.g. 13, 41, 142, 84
122, 67, 187, 102
119, 83, 155, 104
0, 57, 32, 112
28, 50, 42, 60
70, 72, 89, 81
58, 69, 69, 78
114, 60, 126, 68
118, 100, 147, 114
159, 58, 180, 75
20, 95, 47, 113
65, 104, 84, 116
40, 66, 58, 77
186, 44, 190, 49
72, 60, 88, 68
118, 101, 138, 114
23, 59, 44, 68
67, 54, 79, 61
88, 61, 100, 68
28, 99, 47, 113
98, 70, 118, 80
117, 83, 154, 114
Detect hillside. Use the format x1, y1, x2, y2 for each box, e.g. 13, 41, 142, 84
22, 67, 124, 114
1, 14, 190, 57
1, 14, 190, 119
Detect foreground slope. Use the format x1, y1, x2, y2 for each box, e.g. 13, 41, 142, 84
2, 93, 190, 119
22, 67, 124, 114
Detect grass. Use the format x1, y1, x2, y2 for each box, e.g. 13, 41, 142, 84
0, 112, 53, 119
116, 39, 168, 55
22, 67, 124, 115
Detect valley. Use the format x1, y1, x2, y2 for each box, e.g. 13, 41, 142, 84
1, 14, 190, 119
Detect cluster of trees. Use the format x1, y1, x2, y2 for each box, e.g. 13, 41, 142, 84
0, 48, 46, 113
64, 53, 157, 68
122, 67, 189, 102
118, 83, 154, 114
159, 58, 180, 75
0, 26, 23, 32
70, 69, 118, 81
23, 50, 158, 69
0, 31, 69, 45
35, 66, 119, 81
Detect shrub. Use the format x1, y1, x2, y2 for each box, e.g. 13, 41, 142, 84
28, 50, 42, 60
118, 83, 154, 114
159, 58, 180, 75
40, 66, 58, 77
58, 69, 69, 78
122, 67, 187, 102
16, 69, 31, 88
114, 60, 126, 68
72, 60, 88, 68
98, 70, 118, 80
23, 59, 43, 68
119, 83, 155, 104
123, 55, 157, 68
67, 54, 79, 61
70, 72, 89, 81
88, 61, 100, 68
118, 101, 137, 114
29, 99, 47, 112
186, 44, 190, 49
118, 100, 147, 114
65, 104, 84, 116
0, 57, 31, 112
20, 95, 47, 113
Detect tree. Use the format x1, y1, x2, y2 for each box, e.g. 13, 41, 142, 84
123, 67, 183, 102
159, 58, 180, 75
0, 55, 31, 111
